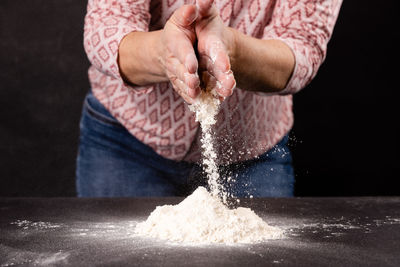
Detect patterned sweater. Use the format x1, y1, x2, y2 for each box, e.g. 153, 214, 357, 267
83, 0, 342, 163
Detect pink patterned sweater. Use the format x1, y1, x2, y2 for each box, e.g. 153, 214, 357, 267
83, 0, 342, 163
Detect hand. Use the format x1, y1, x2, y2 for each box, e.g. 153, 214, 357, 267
195, 0, 236, 98
159, 5, 201, 104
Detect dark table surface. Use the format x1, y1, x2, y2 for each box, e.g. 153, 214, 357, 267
0, 197, 399, 266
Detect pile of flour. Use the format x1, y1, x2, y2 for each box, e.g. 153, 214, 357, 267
135, 186, 283, 244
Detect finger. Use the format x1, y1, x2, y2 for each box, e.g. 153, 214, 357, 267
214, 69, 236, 98
201, 71, 217, 92
200, 49, 230, 75
197, 0, 217, 17
201, 71, 224, 101
209, 46, 236, 97
185, 52, 198, 74
200, 54, 236, 97
169, 4, 198, 28
166, 5, 199, 73
166, 59, 199, 102
165, 29, 198, 74
171, 78, 196, 104
185, 72, 201, 98
165, 57, 200, 95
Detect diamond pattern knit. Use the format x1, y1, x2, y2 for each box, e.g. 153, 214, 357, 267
83, 0, 342, 163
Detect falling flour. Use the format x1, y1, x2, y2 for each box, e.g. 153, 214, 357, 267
188, 88, 224, 201
135, 186, 283, 244
135, 88, 284, 244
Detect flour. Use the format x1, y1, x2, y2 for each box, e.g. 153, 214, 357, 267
135, 85, 284, 244
188, 87, 226, 202
10, 220, 62, 230
135, 187, 284, 244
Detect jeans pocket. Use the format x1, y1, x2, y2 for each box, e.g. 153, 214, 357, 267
83, 92, 123, 128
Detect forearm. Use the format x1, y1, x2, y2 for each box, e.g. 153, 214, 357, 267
118, 20, 295, 94
229, 28, 295, 93
118, 30, 168, 86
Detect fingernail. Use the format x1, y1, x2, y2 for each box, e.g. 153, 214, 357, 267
183, 72, 190, 87
225, 70, 233, 75
231, 80, 237, 91
185, 54, 197, 74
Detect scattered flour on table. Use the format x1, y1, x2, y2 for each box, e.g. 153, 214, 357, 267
10, 220, 62, 230
135, 186, 283, 244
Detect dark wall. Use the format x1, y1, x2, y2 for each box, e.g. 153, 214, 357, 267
290, 0, 399, 196
0, 0, 90, 196
0, 1, 398, 197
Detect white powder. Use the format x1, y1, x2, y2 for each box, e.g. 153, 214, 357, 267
188, 87, 226, 202
135, 86, 284, 244
10, 220, 62, 230
135, 187, 283, 244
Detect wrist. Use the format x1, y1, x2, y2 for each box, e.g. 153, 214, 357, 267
118, 32, 135, 84
153, 30, 168, 80
225, 27, 239, 72
118, 31, 168, 86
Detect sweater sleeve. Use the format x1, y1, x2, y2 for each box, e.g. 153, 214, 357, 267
262, 0, 342, 94
83, 0, 151, 89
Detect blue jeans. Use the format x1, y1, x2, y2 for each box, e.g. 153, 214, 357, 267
76, 91, 294, 197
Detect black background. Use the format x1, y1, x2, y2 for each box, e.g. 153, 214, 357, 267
0, 0, 398, 197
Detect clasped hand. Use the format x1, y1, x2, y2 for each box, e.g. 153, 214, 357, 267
160, 0, 236, 104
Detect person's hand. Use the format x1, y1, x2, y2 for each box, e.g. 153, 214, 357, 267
195, 0, 236, 98
159, 5, 201, 104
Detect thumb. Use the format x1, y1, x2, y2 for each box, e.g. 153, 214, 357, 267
197, 0, 217, 17
170, 5, 198, 28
